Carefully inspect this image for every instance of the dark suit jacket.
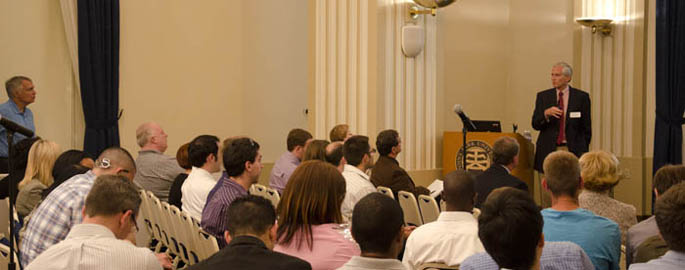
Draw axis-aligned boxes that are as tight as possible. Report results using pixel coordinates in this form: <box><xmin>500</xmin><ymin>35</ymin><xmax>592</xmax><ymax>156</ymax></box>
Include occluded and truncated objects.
<box><xmin>532</xmin><ymin>87</ymin><xmax>591</xmax><ymax>172</ymax></box>
<box><xmin>474</xmin><ymin>165</ymin><xmax>528</xmax><ymax>208</ymax></box>
<box><xmin>370</xmin><ymin>155</ymin><xmax>418</xmax><ymax>198</ymax></box>
<box><xmin>187</xmin><ymin>235</ymin><xmax>311</xmax><ymax>270</ymax></box>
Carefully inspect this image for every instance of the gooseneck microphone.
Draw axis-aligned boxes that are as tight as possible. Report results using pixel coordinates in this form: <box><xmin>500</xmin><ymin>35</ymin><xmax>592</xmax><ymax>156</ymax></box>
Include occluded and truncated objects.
<box><xmin>0</xmin><ymin>115</ymin><xmax>34</xmax><ymax>137</ymax></box>
<box><xmin>453</xmin><ymin>104</ymin><xmax>477</xmax><ymax>131</ymax></box>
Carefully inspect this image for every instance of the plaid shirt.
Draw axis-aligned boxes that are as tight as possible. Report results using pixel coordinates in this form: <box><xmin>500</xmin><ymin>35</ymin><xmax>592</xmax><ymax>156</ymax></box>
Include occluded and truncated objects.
<box><xmin>20</xmin><ymin>171</ymin><xmax>97</xmax><ymax>267</ymax></box>
<box><xmin>459</xmin><ymin>241</ymin><xmax>595</xmax><ymax>270</ymax></box>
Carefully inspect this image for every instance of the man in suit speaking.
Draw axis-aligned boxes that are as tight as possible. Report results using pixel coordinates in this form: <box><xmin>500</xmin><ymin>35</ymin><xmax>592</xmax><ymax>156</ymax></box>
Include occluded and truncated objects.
<box><xmin>531</xmin><ymin>62</ymin><xmax>591</xmax><ymax>173</ymax></box>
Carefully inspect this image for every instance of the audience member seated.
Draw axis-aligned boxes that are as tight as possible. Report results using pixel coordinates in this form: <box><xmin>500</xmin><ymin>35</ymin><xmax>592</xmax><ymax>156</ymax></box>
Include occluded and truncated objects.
<box><xmin>540</xmin><ymin>151</ymin><xmax>621</xmax><ymax>270</ymax></box>
<box><xmin>474</xmin><ymin>137</ymin><xmax>528</xmax><ymax>208</ymax></box>
<box><xmin>0</xmin><ymin>136</ymin><xmax>40</xmax><ymax>204</ymax></box>
<box><xmin>303</xmin><ymin>139</ymin><xmax>330</xmax><ymax>162</ymax></box>
<box><xmin>269</xmin><ymin>128</ymin><xmax>312</xmax><ymax>193</ymax></box>
<box><xmin>633</xmin><ymin>235</ymin><xmax>668</xmax><ymax>264</ymax></box>
<box><xmin>330</xmin><ymin>124</ymin><xmax>353</xmax><ymax>142</ymax></box>
<box><xmin>181</xmin><ymin>135</ymin><xmax>221</xmax><ymax>221</ymax></box>
<box><xmin>338</xmin><ymin>193</ymin><xmax>406</xmax><ymax>270</ymax></box>
<box><xmin>274</xmin><ymin>160</ymin><xmax>361</xmax><ymax>270</ymax></box>
<box><xmin>578</xmin><ymin>150</ymin><xmax>636</xmax><ymax>244</ymax></box>
<box><xmin>461</xmin><ymin>187</ymin><xmax>594</xmax><ymax>270</ymax></box>
<box><xmin>133</xmin><ymin>122</ymin><xmax>184</xmax><ymax>201</ymax></box>
<box><xmin>16</xmin><ymin>139</ymin><xmax>60</xmax><ymax>217</ymax></box>
<box><xmin>341</xmin><ymin>135</ymin><xmax>377</xmax><ymax>222</ymax></box>
<box><xmin>626</xmin><ymin>164</ymin><xmax>685</xmax><ymax>266</ymax></box>
<box><xmin>189</xmin><ymin>195</ymin><xmax>311</xmax><ymax>270</ymax></box>
<box><xmin>403</xmin><ymin>170</ymin><xmax>484</xmax><ymax>269</ymax></box>
<box><xmin>370</xmin><ymin>129</ymin><xmax>428</xmax><ymax>198</ymax></box>
<box><xmin>325</xmin><ymin>141</ymin><xmax>345</xmax><ymax>172</ymax></box>
<box><xmin>26</xmin><ymin>175</ymin><xmax>170</xmax><ymax>270</ymax></box>
<box><xmin>20</xmin><ymin>147</ymin><xmax>137</xmax><ymax>267</ymax></box>
<box><xmin>629</xmin><ymin>182</ymin><xmax>685</xmax><ymax>270</ymax></box>
<box><xmin>201</xmin><ymin>138</ymin><xmax>262</xmax><ymax>248</ymax></box>
<box><xmin>44</xmin><ymin>150</ymin><xmax>94</xmax><ymax>199</ymax></box>
<box><xmin>168</xmin><ymin>142</ymin><xmax>191</xmax><ymax>209</ymax></box>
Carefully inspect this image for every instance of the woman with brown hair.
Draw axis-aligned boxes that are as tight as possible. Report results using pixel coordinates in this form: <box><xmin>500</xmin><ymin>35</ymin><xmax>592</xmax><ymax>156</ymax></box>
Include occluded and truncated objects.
<box><xmin>302</xmin><ymin>139</ymin><xmax>330</xmax><ymax>162</ymax></box>
<box><xmin>274</xmin><ymin>160</ymin><xmax>360</xmax><ymax>270</ymax></box>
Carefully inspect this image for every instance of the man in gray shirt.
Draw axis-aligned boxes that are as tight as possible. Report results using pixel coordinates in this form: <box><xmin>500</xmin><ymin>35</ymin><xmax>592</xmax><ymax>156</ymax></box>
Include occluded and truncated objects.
<box><xmin>133</xmin><ymin>122</ymin><xmax>184</xmax><ymax>201</ymax></box>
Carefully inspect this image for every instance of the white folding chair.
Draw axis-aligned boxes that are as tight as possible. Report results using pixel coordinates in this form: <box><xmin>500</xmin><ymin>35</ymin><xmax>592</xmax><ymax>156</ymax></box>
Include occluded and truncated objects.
<box><xmin>264</xmin><ymin>187</ymin><xmax>281</xmax><ymax>209</ymax></box>
<box><xmin>397</xmin><ymin>191</ymin><xmax>423</xmax><ymax>226</ymax></box>
<box><xmin>0</xmin><ymin>242</ymin><xmax>18</xmax><ymax>270</ymax></box>
<box><xmin>251</xmin><ymin>183</ymin><xmax>269</xmax><ymax>198</ymax></box>
<box><xmin>377</xmin><ymin>186</ymin><xmax>394</xmax><ymax>199</ymax></box>
<box><xmin>195</xmin><ymin>229</ymin><xmax>220</xmax><ymax>261</ymax></box>
<box><xmin>418</xmin><ymin>195</ymin><xmax>440</xmax><ymax>224</ymax></box>
<box><xmin>472</xmin><ymin>208</ymin><xmax>481</xmax><ymax>219</ymax></box>
<box><xmin>146</xmin><ymin>192</ymin><xmax>165</xmax><ymax>252</ymax></box>
<box><xmin>179</xmin><ymin>211</ymin><xmax>200</xmax><ymax>265</ymax></box>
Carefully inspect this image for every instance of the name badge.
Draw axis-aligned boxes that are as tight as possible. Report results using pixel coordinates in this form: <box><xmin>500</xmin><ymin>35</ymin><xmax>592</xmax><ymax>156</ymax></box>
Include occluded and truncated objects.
<box><xmin>570</xmin><ymin>112</ymin><xmax>581</xmax><ymax>118</ymax></box>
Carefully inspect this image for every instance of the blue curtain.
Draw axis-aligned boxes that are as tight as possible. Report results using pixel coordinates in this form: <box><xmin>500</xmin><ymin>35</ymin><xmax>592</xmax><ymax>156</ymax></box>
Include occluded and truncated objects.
<box><xmin>78</xmin><ymin>0</ymin><xmax>121</xmax><ymax>157</ymax></box>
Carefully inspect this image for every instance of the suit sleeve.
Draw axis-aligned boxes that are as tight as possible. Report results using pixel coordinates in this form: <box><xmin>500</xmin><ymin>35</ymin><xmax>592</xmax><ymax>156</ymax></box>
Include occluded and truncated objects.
<box><xmin>582</xmin><ymin>92</ymin><xmax>592</xmax><ymax>146</ymax></box>
<box><xmin>516</xmin><ymin>180</ymin><xmax>529</xmax><ymax>192</ymax></box>
<box><xmin>532</xmin><ymin>92</ymin><xmax>551</xmax><ymax>131</ymax></box>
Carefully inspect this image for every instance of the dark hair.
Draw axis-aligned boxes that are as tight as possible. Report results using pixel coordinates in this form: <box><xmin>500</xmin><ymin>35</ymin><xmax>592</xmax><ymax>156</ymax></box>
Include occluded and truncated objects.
<box><xmin>43</xmin><ymin>164</ymin><xmax>90</xmax><ymax>199</ymax></box>
<box><xmin>176</xmin><ymin>143</ymin><xmax>191</xmax><ymax>170</ymax></box>
<box><xmin>492</xmin><ymin>137</ymin><xmax>519</xmax><ymax>166</ymax></box>
<box><xmin>223</xmin><ymin>138</ymin><xmax>260</xmax><ymax>177</ymax></box>
<box><xmin>277</xmin><ymin>160</ymin><xmax>346</xmax><ymax>250</ymax></box>
<box><xmin>303</xmin><ymin>140</ymin><xmax>329</xmax><ymax>162</ymax></box>
<box><xmin>543</xmin><ymin>151</ymin><xmax>581</xmax><ymax>197</ymax></box>
<box><xmin>287</xmin><ymin>129</ymin><xmax>312</xmax><ymax>152</ymax></box>
<box><xmin>442</xmin><ymin>170</ymin><xmax>476</xmax><ymax>210</ymax></box>
<box><xmin>343</xmin><ymin>135</ymin><xmax>370</xmax><ymax>167</ymax></box>
<box><xmin>188</xmin><ymin>135</ymin><xmax>219</xmax><ymax>168</ymax></box>
<box><xmin>85</xmin><ymin>175</ymin><xmax>141</xmax><ymax>217</ymax></box>
<box><xmin>654</xmin><ymin>182</ymin><xmax>685</xmax><ymax>252</ymax></box>
<box><xmin>376</xmin><ymin>129</ymin><xmax>399</xmax><ymax>156</ymax></box>
<box><xmin>226</xmin><ymin>195</ymin><xmax>276</xmax><ymax>237</ymax></box>
<box><xmin>51</xmin><ymin>150</ymin><xmax>91</xmax><ymax>178</ymax></box>
<box><xmin>653</xmin><ymin>164</ymin><xmax>685</xmax><ymax>195</ymax></box>
<box><xmin>352</xmin><ymin>193</ymin><xmax>404</xmax><ymax>254</ymax></box>
<box><xmin>325</xmin><ymin>142</ymin><xmax>344</xmax><ymax>166</ymax></box>
<box><xmin>478</xmin><ymin>187</ymin><xmax>543</xmax><ymax>270</ymax></box>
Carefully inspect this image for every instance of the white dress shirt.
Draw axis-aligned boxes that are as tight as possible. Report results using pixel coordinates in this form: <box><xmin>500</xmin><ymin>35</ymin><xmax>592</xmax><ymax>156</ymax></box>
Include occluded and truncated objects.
<box><xmin>341</xmin><ymin>164</ymin><xmax>377</xmax><ymax>222</ymax></box>
<box><xmin>181</xmin><ymin>166</ymin><xmax>218</xmax><ymax>221</ymax></box>
<box><xmin>26</xmin><ymin>224</ymin><xmax>161</xmax><ymax>270</ymax></box>
<box><xmin>402</xmin><ymin>211</ymin><xmax>485</xmax><ymax>270</ymax></box>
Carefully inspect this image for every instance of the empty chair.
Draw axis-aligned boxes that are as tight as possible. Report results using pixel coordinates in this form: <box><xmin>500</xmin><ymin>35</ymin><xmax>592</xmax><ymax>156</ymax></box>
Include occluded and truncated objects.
<box><xmin>397</xmin><ymin>191</ymin><xmax>423</xmax><ymax>226</ymax></box>
<box><xmin>377</xmin><ymin>186</ymin><xmax>394</xmax><ymax>199</ymax></box>
<box><xmin>418</xmin><ymin>195</ymin><xmax>440</xmax><ymax>224</ymax></box>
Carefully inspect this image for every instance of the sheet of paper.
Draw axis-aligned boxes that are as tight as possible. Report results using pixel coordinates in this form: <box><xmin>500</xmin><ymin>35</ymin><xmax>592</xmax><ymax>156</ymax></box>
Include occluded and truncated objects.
<box><xmin>427</xmin><ymin>179</ymin><xmax>443</xmax><ymax>198</ymax></box>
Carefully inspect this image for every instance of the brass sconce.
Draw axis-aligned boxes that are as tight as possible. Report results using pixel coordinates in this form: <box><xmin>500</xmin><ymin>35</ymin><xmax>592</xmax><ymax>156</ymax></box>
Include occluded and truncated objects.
<box><xmin>576</xmin><ymin>17</ymin><xmax>613</xmax><ymax>36</ymax></box>
<box><xmin>408</xmin><ymin>0</ymin><xmax>457</xmax><ymax>20</ymax></box>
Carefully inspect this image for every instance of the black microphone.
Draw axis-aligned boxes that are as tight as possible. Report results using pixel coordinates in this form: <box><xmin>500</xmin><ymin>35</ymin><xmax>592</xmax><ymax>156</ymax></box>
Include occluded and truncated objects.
<box><xmin>0</xmin><ymin>115</ymin><xmax>34</xmax><ymax>137</ymax></box>
<box><xmin>453</xmin><ymin>104</ymin><xmax>477</xmax><ymax>131</ymax></box>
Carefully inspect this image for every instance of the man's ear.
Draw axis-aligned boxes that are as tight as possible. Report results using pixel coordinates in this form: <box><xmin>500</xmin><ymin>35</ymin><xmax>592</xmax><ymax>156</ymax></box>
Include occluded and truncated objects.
<box><xmin>654</xmin><ymin>188</ymin><xmax>659</xmax><ymax>198</ymax></box>
<box><xmin>224</xmin><ymin>231</ymin><xmax>232</xmax><ymax>245</ymax></box>
<box><xmin>81</xmin><ymin>206</ymin><xmax>87</xmax><ymax>218</ymax></box>
<box><xmin>269</xmin><ymin>223</ymin><xmax>278</xmax><ymax>241</ymax></box>
<box><xmin>542</xmin><ymin>178</ymin><xmax>549</xmax><ymax>191</ymax></box>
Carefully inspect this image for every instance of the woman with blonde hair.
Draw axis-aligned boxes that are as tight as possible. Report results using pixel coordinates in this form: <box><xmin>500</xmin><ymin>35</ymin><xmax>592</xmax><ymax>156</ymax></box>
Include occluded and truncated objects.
<box><xmin>578</xmin><ymin>150</ymin><xmax>637</xmax><ymax>243</ymax></box>
<box><xmin>274</xmin><ymin>160</ymin><xmax>360</xmax><ymax>270</ymax></box>
<box><xmin>16</xmin><ymin>139</ymin><xmax>61</xmax><ymax>217</ymax></box>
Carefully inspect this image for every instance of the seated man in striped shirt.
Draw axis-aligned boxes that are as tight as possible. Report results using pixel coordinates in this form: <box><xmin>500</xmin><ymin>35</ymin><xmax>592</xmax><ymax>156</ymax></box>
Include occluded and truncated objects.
<box><xmin>201</xmin><ymin>137</ymin><xmax>263</xmax><ymax>247</ymax></box>
<box><xmin>26</xmin><ymin>175</ymin><xmax>171</xmax><ymax>270</ymax></box>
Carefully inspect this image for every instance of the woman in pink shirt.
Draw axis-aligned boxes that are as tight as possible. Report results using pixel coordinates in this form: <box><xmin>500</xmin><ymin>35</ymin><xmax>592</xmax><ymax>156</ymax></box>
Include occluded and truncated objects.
<box><xmin>274</xmin><ymin>160</ymin><xmax>361</xmax><ymax>270</ymax></box>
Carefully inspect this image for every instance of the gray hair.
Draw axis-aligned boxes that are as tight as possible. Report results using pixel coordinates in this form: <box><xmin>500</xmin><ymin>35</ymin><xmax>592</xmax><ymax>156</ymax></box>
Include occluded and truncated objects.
<box><xmin>5</xmin><ymin>76</ymin><xmax>31</xmax><ymax>98</ymax></box>
<box><xmin>135</xmin><ymin>122</ymin><xmax>157</xmax><ymax>147</ymax></box>
<box><xmin>553</xmin><ymin>62</ymin><xmax>573</xmax><ymax>78</ymax></box>
<box><xmin>492</xmin><ymin>137</ymin><xmax>520</xmax><ymax>166</ymax></box>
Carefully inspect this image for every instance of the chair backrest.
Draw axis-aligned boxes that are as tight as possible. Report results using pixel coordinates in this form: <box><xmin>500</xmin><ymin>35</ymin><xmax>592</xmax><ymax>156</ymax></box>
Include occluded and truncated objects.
<box><xmin>0</xmin><ymin>242</ymin><xmax>18</xmax><ymax>270</ymax></box>
<box><xmin>472</xmin><ymin>208</ymin><xmax>481</xmax><ymax>219</ymax></box>
<box><xmin>417</xmin><ymin>195</ymin><xmax>440</xmax><ymax>224</ymax></box>
<box><xmin>397</xmin><ymin>191</ymin><xmax>423</xmax><ymax>226</ymax></box>
<box><xmin>195</xmin><ymin>229</ymin><xmax>220</xmax><ymax>261</ymax></box>
<box><xmin>418</xmin><ymin>262</ymin><xmax>459</xmax><ymax>270</ymax></box>
<box><xmin>250</xmin><ymin>184</ymin><xmax>268</xmax><ymax>198</ymax></box>
<box><xmin>264</xmin><ymin>187</ymin><xmax>280</xmax><ymax>209</ymax></box>
<box><xmin>178</xmin><ymin>211</ymin><xmax>199</xmax><ymax>264</ymax></box>
<box><xmin>377</xmin><ymin>186</ymin><xmax>394</xmax><ymax>199</ymax></box>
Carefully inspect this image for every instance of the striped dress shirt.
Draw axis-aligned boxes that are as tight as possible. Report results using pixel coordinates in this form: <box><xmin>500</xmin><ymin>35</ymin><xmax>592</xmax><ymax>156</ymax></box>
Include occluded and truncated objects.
<box><xmin>20</xmin><ymin>171</ymin><xmax>96</xmax><ymax>267</ymax></box>
<box><xmin>200</xmin><ymin>174</ymin><xmax>248</xmax><ymax>248</ymax></box>
<box><xmin>25</xmin><ymin>223</ymin><xmax>161</xmax><ymax>270</ymax></box>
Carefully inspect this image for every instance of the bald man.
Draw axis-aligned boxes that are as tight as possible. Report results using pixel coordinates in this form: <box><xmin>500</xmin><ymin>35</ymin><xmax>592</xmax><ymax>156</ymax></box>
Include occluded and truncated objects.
<box><xmin>402</xmin><ymin>170</ymin><xmax>484</xmax><ymax>269</ymax></box>
<box><xmin>133</xmin><ymin>122</ymin><xmax>184</xmax><ymax>201</ymax></box>
<box><xmin>21</xmin><ymin>147</ymin><xmax>137</xmax><ymax>267</ymax></box>
<box><xmin>324</xmin><ymin>141</ymin><xmax>345</xmax><ymax>172</ymax></box>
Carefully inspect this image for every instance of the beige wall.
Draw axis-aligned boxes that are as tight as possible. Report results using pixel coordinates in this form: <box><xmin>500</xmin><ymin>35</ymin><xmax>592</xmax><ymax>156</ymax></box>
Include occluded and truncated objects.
<box><xmin>0</xmin><ymin>0</ymin><xmax>76</xmax><ymax>151</ymax></box>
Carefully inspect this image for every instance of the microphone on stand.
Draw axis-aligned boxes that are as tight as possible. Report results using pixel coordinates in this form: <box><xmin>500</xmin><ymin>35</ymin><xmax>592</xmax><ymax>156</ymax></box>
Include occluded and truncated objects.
<box><xmin>0</xmin><ymin>115</ymin><xmax>34</xmax><ymax>137</ymax></box>
<box><xmin>453</xmin><ymin>104</ymin><xmax>477</xmax><ymax>131</ymax></box>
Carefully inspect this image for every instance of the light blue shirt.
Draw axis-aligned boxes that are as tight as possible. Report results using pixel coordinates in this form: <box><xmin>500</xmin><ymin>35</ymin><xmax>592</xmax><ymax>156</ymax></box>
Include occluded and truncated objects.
<box><xmin>629</xmin><ymin>251</ymin><xmax>685</xmax><ymax>270</ymax></box>
<box><xmin>460</xmin><ymin>241</ymin><xmax>595</xmax><ymax>270</ymax></box>
<box><xmin>0</xmin><ymin>99</ymin><xmax>35</xmax><ymax>157</ymax></box>
<box><xmin>542</xmin><ymin>208</ymin><xmax>621</xmax><ymax>270</ymax></box>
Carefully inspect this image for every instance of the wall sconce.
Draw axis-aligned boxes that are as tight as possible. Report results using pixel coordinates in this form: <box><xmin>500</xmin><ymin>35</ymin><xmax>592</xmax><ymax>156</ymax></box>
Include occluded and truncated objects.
<box><xmin>408</xmin><ymin>0</ymin><xmax>457</xmax><ymax>20</ymax></box>
<box><xmin>576</xmin><ymin>17</ymin><xmax>613</xmax><ymax>36</ymax></box>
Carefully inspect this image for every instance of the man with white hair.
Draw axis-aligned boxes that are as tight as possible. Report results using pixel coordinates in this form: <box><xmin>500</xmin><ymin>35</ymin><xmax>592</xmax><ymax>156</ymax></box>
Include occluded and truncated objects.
<box><xmin>133</xmin><ymin>122</ymin><xmax>184</xmax><ymax>201</ymax></box>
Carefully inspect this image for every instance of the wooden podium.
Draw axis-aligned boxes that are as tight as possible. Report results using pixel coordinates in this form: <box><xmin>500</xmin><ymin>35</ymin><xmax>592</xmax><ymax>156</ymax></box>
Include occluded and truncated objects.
<box><xmin>442</xmin><ymin>132</ymin><xmax>535</xmax><ymax>197</ymax></box>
